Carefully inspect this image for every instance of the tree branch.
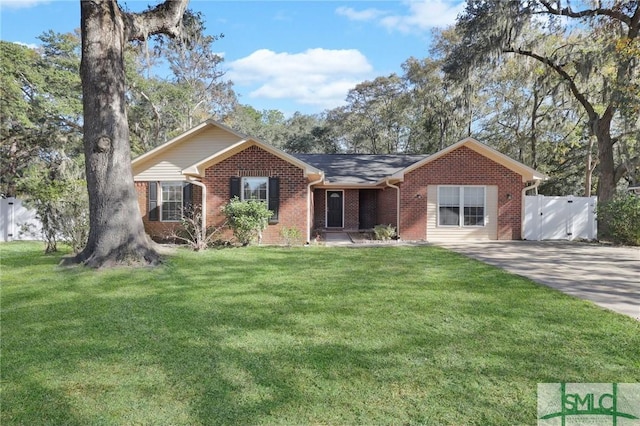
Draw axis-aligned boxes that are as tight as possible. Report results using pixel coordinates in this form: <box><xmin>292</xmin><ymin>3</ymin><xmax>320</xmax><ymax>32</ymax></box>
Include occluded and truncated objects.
<box><xmin>614</xmin><ymin>155</ymin><xmax>638</xmax><ymax>183</ymax></box>
<box><xmin>123</xmin><ymin>0</ymin><xmax>189</xmax><ymax>42</ymax></box>
<box><xmin>538</xmin><ymin>0</ymin><xmax>632</xmax><ymax>26</ymax></box>
<box><xmin>502</xmin><ymin>46</ymin><xmax>599</xmax><ymax>122</ymax></box>
<box><xmin>628</xmin><ymin>3</ymin><xmax>640</xmax><ymax>39</ymax></box>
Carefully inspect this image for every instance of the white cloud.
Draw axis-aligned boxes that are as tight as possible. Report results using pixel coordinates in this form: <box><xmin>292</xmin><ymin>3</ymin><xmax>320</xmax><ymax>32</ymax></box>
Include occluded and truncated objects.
<box><xmin>338</xmin><ymin>0</ymin><xmax>465</xmax><ymax>34</ymax></box>
<box><xmin>335</xmin><ymin>6</ymin><xmax>387</xmax><ymax>22</ymax></box>
<box><xmin>14</xmin><ymin>41</ymin><xmax>38</xmax><ymax>49</ymax></box>
<box><xmin>383</xmin><ymin>0</ymin><xmax>465</xmax><ymax>33</ymax></box>
<box><xmin>228</xmin><ymin>48</ymin><xmax>373</xmax><ymax>109</ymax></box>
<box><xmin>0</xmin><ymin>0</ymin><xmax>49</xmax><ymax>9</ymax></box>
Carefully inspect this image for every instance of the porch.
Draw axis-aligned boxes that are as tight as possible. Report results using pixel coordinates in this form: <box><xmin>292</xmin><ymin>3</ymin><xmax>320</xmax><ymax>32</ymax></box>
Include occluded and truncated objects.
<box><xmin>311</xmin><ymin>187</ymin><xmax>398</xmax><ymax>232</ymax></box>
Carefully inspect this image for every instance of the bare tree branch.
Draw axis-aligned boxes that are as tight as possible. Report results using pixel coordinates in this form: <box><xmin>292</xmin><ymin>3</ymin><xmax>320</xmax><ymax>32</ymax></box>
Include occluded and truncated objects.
<box><xmin>123</xmin><ymin>0</ymin><xmax>189</xmax><ymax>42</ymax></box>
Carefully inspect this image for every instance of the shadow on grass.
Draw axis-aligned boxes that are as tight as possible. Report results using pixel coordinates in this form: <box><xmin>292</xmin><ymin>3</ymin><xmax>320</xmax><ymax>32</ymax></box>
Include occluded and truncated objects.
<box><xmin>2</xmin><ymin>244</ymin><xmax>639</xmax><ymax>424</ymax></box>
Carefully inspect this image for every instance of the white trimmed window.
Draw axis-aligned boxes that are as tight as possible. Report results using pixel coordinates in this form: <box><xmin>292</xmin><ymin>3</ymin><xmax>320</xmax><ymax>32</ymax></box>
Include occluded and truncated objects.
<box><xmin>230</xmin><ymin>176</ymin><xmax>280</xmax><ymax>223</ymax></box>
<box><xmin>438</xmin><ymin>186</ymin><xmax>485</xmax><ymax>227</ymax></box>
<box><xmin>242</xmin><ymin>177</ymin><xmax>268</xmax><ymax>202</ymax></box>
<box><xmin>161</xmin><ymin>181</ymin><xmax>183</xmax><ymax>221</ymax></box>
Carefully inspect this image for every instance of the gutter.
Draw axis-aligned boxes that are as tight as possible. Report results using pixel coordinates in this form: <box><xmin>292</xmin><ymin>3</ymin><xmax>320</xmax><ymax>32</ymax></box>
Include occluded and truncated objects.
<box><xmin>307</xmin><ymin>173</ymin><xmax>325</xmax><ymax>244</ymax></box>
<box><xmin>384</xmin><ymin>178</ymin><xmax>401</xmax><ymax>238</ymax></box>
<box><xmin>187</xmin><ymin>177</ymin><xmax>207</xmax><ymax>238</ymax></box>
<box><xmin>521</xmin><ymin>180</ymin><xmax>541</xmax><ymax>240</ymax></box>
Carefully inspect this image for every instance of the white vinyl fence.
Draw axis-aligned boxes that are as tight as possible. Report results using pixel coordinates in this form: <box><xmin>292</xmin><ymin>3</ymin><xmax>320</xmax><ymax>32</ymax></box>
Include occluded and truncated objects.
<box><xmin>523</xmin><ymin>195</ymin><xmax>597</xmax><ymax>241</ymax></box>
<box><xmin>0</xmin><ymin>198</ymin><xmax>42</xmax><ymax>242</ymax></box>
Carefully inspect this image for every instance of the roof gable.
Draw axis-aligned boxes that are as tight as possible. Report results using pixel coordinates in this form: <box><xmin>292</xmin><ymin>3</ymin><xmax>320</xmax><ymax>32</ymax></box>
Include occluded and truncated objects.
<box><xmin>132</xmin><ymin>120</ymin><xmax>246</xmax><ymax>167</ymax></box>
<box><xmin>132</xmin><ymin>120</ymin><xmax>248</xmax><ymax>180</ymax></box>
<box><xmin>391</xmin><ymin>138</ymin><xmax>548</xmax><ymax>182</ymax></box>
<box><xmin>183</xmin><ymin>139</ymin><xmax>322</xmax><ymax>178</ymax></box>
<box><xmin>132</xmin><ymin>119</ymin><xmax>322</xmax><ymax>181</ymax></box>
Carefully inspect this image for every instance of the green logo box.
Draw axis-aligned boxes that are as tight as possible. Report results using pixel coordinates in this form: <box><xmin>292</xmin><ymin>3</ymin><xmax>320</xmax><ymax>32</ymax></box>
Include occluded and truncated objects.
<box><xmin>538</xmin><ymin>383</ymin><xmax>640</xmax><ymax>425</ymax></box>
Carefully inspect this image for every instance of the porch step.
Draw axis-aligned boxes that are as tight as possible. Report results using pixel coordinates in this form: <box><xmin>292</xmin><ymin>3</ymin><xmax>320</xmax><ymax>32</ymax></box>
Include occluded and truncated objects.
<box><xmin>323</xmin><ymin>232</ymin><xmax>353</xmax><ymax>246</ymax></box>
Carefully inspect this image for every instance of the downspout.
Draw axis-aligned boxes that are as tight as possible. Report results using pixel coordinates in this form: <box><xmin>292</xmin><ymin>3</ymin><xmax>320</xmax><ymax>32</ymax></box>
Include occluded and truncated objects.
<box><xmin>521</xmin><ymin>179</ymin><xmax>540</xmax><ymax>240</ymax></box>
<box><xmin>187</xmin><ymin>178</ymin><xmax>207</xmax><ymax>238</ymax></box>
<box><xmin>306</xmin><ymin>173</ymin><xmax>324</xmax><ymax>244</ymax></box>
<box><xmin>384</xmin><ymin>178</ymin><xmax>401</xmax><ymax>239</ymax></box>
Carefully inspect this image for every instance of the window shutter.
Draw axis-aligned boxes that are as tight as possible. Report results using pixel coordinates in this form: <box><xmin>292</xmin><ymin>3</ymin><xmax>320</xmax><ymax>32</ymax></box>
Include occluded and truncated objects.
<box><xmin>148</xmin><ymin>182</ymin><xmax>159</xmax><ymax>221</ymax></box>
<box><xmin>183</xmin><ymin>183</ymin><xmax>193</xmax><ymax>218</ymax></box>
<box><xmin>268</xmin><ymin>177</ymin><xmax>279</xmax><ymax>223</ymax></box>
<box><xmin>229</xmin><ymin>177</ymin><xmax>241</xmax><ymax>199</ymax></box>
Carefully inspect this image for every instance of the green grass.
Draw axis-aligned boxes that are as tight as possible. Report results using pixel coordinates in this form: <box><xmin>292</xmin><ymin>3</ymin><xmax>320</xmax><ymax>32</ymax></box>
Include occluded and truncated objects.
<box><xmin>1</xmin><ymin>242</ymin><xmax>638</xmax><ymax>425</ymax></box>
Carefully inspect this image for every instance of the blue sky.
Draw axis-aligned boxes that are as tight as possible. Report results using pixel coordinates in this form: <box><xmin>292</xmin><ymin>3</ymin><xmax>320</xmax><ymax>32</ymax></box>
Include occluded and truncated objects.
<box><xmin>0</xmin><ymin>0</ymin><xmax>465</xmax><ymax>115</ymax></box>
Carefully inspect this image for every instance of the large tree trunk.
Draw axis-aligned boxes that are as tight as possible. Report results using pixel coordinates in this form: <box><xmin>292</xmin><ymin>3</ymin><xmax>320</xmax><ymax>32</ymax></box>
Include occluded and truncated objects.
<box><xmin>74</xmin><ymin>0</ymin><xmax>187</xmax><ymax>268</ymax></box>
<box><xmin>593</xmin><ymin>113</ymin><xmax>617</xmax><ymax>203</ymax></box>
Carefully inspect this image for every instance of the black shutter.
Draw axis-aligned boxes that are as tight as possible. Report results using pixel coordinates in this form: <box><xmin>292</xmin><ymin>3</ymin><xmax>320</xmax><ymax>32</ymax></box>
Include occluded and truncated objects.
<box><xmin>148</xmin><ymin>182</ymin><xmax>159</xmax><ymax>221</ymax></box>
<box><xmin>268</xmin><ymin>177</ymin><xmax>279</xmax><ymax>223</ymax></box>
<box><xmin>183</xmin><ymin>183</ymin><xmax>193</xmax><ymax>218</ymax></box>
<box><xmin>229</xmin><ymin>177</ymin><xmax>241</xmax><ymax>199</ymax></box>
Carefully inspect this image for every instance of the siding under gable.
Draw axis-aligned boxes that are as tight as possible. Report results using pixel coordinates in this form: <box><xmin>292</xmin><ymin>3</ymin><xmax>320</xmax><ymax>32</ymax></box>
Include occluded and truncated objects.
<box><xmin>134</xmin><ymin>127</ymin><xmax>244</xmax><ymax>181</ymax></box>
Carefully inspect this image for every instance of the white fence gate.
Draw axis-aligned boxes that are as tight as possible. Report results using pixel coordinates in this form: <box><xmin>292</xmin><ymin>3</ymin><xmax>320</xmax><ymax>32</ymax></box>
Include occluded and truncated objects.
<box><xmin>0</xmin><ymin>198</ymin><xmax>42</xmax><ymax>242</ymax></box>
<box><xmin>523</xmin><ymin>195</ymin><xmax>597</xmax><ymax>241</ymax></box>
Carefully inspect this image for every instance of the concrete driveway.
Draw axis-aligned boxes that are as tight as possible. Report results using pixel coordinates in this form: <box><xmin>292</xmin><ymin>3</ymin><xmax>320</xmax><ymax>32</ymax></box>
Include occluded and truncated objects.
<box><xmin>434</xmin><ymin>241</ymin><xmax>640</xmax><ymax>320</ymax></box>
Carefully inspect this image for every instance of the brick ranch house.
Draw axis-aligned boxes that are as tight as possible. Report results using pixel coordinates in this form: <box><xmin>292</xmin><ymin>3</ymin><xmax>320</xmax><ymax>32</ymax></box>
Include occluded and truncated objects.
<box><xmin>132</xmin><ymin>120</ymin><xmax>547</xmax><ymax>244</ymax></box>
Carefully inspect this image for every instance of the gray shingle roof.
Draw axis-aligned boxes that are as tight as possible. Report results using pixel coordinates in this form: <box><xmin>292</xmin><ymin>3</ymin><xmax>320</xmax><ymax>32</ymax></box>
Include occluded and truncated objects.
<box><xmin>293</xmin><ymin>154</ymin><xmax>428</xmax><ymax>184</ymax></box>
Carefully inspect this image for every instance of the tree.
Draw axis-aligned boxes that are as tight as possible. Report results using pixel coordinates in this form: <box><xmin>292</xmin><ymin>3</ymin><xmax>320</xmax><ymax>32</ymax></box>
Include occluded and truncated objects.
<box><xmin>1</xmin><ymin>35</ymin><xmax>83</xmax><ymax>197</ymax></box>
<box><xmin>18</xmin><ymin>155</ymin><xmax>89</xmax><ymax>254</ymax></box>
<box><xmin>158</xmin><ymin>10</ymin><xmax>237</xmax><ymax>130</ymax></box>
<box><xmin>223</xmin><ymin>105</ymin><xmax>289</xmax><ymax>148</ymax></box>
<box><xmin>472</xmin><ymin>50</ymin><xmax>592</xmax><ymax>196</ymax></box>
<box><xmin>282</xmin><ymin>112</ymin><xmax>339</xmax><ymax>154</ymax></box>
<box><xmin>75</xmin><ymin>0</ymin><xmax>189</xmax><ymax>268</ymax></box>
<box><xmin>329</xmin><ymin>74</ymin><xmax>411</xmax><ymax>154</ymax></box>
<box><xmin>445</xmin><ymin>0</ymin><xmax>640</xmax><ymax>201</ymax></box>
<box><xmin>402</xmin><ymin>56</ymin><xmax>469</xmax><ymax>153</ymax></box>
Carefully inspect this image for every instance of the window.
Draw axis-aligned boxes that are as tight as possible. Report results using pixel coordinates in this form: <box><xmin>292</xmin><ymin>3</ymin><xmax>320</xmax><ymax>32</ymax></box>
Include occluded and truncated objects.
<box><xmin>161</xmin><ymin>182</ymin><xmax>183</xmax><ymax>221</ymax></box>
<box><xmin>463</xmin><ymin>187</ymin><xmax>484</xmax><ymax>226</ymax></box>
<box><xmin>148</xmin><ymin>182</ymin><xmax>193</xmax><ymax>222</ymax></box>
<box><xmin>229</xmin><ymin>176</ymin><xmax>280</xmax><ymax>223</ymax></box>
<box><xmin>438</xmin><ymin>186</ymin><xmax>485</xmax><ymax>227</ymax></box>
<box><xmin>242</xmin><ymin>177</ymin><xmax>268</xmax><ymax>202</ymax></box>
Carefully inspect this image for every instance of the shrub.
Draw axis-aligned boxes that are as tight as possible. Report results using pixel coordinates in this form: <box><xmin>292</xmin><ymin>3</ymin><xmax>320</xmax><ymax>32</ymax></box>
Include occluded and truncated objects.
<box><xmin>18</xmin><ymin>157</ymin><xmax>89</xmax><ymax>253</ymax></box>
<box><xmin>597</xmin><ymin>194</ymin><xmax>640</xmax><ymax>245</ymax></box>
<box><xmin>373</xmin><ymin>224</ymin><xmax>397</xmax><ymax>241</ymax></box>
<box><xmin>280</xmin><ymin>226</ymin><xmax>302</xmax><ymax>246</ymax></box>
<box><xmin>221</xmin><ymin>197</ymin><xmax>273</xmax><ymax>246</ymax></box>
<box><xmin>168</xmin><ymin>206</ymin><xmax>225</xmax><ymax>251</ymax></box>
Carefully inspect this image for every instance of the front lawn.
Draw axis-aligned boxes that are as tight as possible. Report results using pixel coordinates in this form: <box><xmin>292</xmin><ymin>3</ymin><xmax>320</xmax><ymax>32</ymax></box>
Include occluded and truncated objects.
<box><xmin>1</xmin><ymin>242</ymin><xmax>638</xmax><ymax>425</ymax></box>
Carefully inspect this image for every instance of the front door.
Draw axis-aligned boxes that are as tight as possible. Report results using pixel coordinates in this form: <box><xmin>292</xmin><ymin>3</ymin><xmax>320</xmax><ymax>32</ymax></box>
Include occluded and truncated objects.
<box><xmin>326</xmin><ymin>190</ymin><xmax>344</xmax><ymax>228</ymax></box>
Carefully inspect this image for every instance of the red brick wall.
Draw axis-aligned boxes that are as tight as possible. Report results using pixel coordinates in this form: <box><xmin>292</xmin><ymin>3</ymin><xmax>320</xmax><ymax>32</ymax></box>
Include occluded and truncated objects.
<box><xmin>344</xmin><ymin>189</ymin><xmax>359</xmax><ymax>230</ymax></box>
<box><xmin>136</xmin><ymin>181</ymin><xmax>192</xmax><ymax>241</ymax></box>
<box><xmin>203</xmin><ymin>145</ymin><xmax>309</xmax><ymax>245</ymax></box>
<box><xmin>399</xmin><ymin>146</ymin><xmax>523</xmax><ymax>241</ymax></box>
<box><xmin>312</xmin><ymin>188</ymin><xmax>326</xmax><ymax>230</ymax></box>
<box><xmin>377</xmin><ymin>186</ymin><xmax>398</xmax><ymax>229</ymax></box>
<box><xmin>136</xmin><ymin>146</ymin><xmax>309</xmax><ymax>245</ymax></box>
